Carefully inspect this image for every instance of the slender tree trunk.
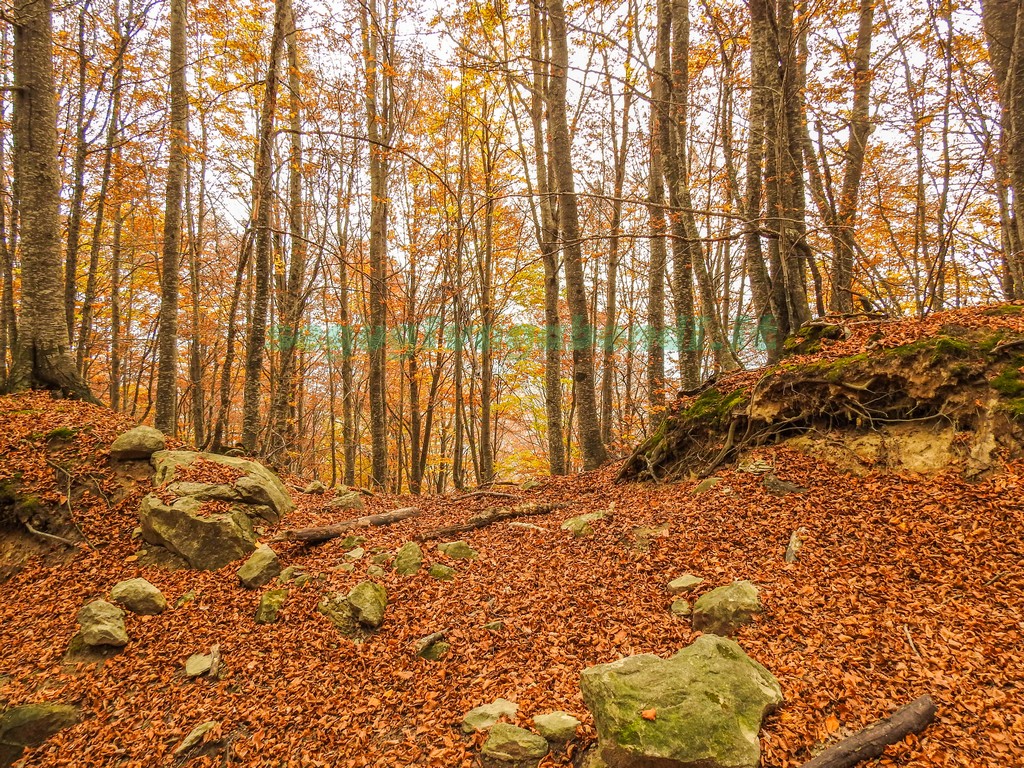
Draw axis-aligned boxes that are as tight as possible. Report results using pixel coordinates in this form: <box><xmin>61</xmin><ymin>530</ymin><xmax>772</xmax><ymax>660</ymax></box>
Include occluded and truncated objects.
<box><xmin>109</xmin><ymin>205</ymin><xmax>123</xmax><ymax>409</ymax></box>
<box><xmin>528</xmin><ymin>1</ymin><xmax>566</xmax><ymax>474</ymax></box>
<box><xmin>6</xmin><ymin>0</ymin><xmax>96</xmax><ymax>401</ymax></box>
<box><xmin>267</xmin><ymin>0</ymin><xmax>306</xmax><ymax>467</ymax></box>
<box><xmin>828</xmin><ymin>0</ymin><xmax>875</xmax><ymax>312</ymax></box>
<box><xmin>546</xmin><ymin>0</ymin><xmax>607</xmax><ymax>470</ymax></box>
<box><xmin>187</xmin><ymin>117</ymin><xmax>208</xmax><ymax>447</ymax></box>
<box><xmin>647</xmin><ymin>68</ymin><xmax>669</xmax><ymax>425</ymax></box>
<box><xmin>240</xmin><ymin>0</ymin><xmax>286</xmax><ymax>452</ymax></box>
<box><xmin>63</xmin><ymin>8</ymin><xmax>91</xmax><ymax>345</ymax></box>
<box><xmin>155</xmin><ymin>0</ymin><xmax>189</xmax><ymax>433</ymax></box>
<box><xmin>360</xmin><ymin>0</ymin><xmax>390</xmax><ymax>487</ymax></box>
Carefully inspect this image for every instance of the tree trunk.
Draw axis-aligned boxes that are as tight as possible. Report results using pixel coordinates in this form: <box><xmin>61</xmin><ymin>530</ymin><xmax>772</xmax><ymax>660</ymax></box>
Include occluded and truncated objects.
<box><xmin>546</xmin><ymin>0</ymin><xmax>607</xmax><ymax>470</ymax></box>
<box><xmin>5</xmin><ymin>0</ymin><xmax>96</xmax><ymax>401</ymax></box>
<box><xmin>361</xmin><ymin>0</ymin><xmax>390</xmax><ymax>488</ymax></box>
<box><xmin>528</xmin><ymin>1</ymin><xmax>566</xmax><ymax>475</ymax></box>
<box><xmin>647</xmin><ymin>64</ymin><xmax>668</xmax><ymax>426</ymax></box>
<box><xmin>266</xmin><ymin>0</ymin><xmax>307</xmax><ymax>468</ymax></box>
<box><xmin>155</xmin><ymin>0</ymin><xmax>189</xmax><ymax>433</ymax></box>
<box><xmin>240</xmin><ymin>0</ymin><xmax>287</xmax><ymax>452</ymax></box>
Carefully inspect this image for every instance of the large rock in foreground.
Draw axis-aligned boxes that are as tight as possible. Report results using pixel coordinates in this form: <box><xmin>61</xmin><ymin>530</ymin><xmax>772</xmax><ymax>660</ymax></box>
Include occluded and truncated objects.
<box><xmin>140</xmin><ymin>494</ymin><xmax>256</xmax><ymax>570</ymax></box>
<box><xmin>110</xmin><ymin>426</ymin><xmax>166</xmax><ymax>461</ymax></box>
<box><xmin>580</xmin><ymin>634</ymin><xmax>782</xmax><ymax>768</ymax></box>
<box><xmin>0</xmin><ymin>704</ymin><xmax>80</xmax><ymax>768</ymax></box>
<box><xmin>480</xmin><ymin>723</ymin><xmax>548</xmax><ymax>768</ymax></box>
<box><xmin>77</xmin><ymin>600</ymin><xmax>128</xmax><ymax>647</ymax></box>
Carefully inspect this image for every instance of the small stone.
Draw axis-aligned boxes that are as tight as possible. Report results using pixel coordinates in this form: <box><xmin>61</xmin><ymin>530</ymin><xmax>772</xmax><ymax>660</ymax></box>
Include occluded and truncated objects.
<box><xmin>327</xmin><ymin>491</ymin><xmax>365</xmax><ymax>511</ymax></box>
<box><xmin>429</xmin><ymin>563</ymin><xmax>455</xmax><ymax>581</ymax></box>
<box><xmin>344</xmin><ymin>547</ymin><xmax>365</xmax><ymax>561</ymax></box>
<box><xmin>418</xmin><ymin>640</ymin><xmax>451</xmax><ymax>661</ymax></box>
<box><xmin>692</xmin><ymin>580</ymin><xmax>762</xmax><ymax>636</ymax></box>
<box><xmin>110</xmin><ymin>426</ymin><xmax>165</xmax><ymax>460</ymax></box>
<box><xmin>394</xmin><ymin>541</ymin><xmax>423</xmax><ymax>575</ymax></box>
<box><xmin>174</xmin><ymin>721</ymin><xmax>218</xmax><ymax>756</ymax></box>
<box><xmin>77</xmin><ymin>600</ymin><xmax>128</xmax><ymax>647</ymax></box>
<box><xmin>255</xmin><ymin>588</ymin><xmax>288</xmax><ymax>624</ymax></box>
<box><xmin>303</xmin><ymin>480</ymin><xmax>327</xmax><ymax>494</ymax></box>
<box><xmin>184</xmin><ymin>653</ymin><xmax>213</xmax><ymax>677</ymax></box>
<box><xmin>110</xmin><ymin>577</ymin><xmax>167</xmax><ymax>615</ymax></box>
<box><xmin>335</xmin><ymin>563</ymin><xmax>355</xmax><ymax>573</ymax></box>
<box><xmin>371</xmin><ymin>551</ymin><xmax>393</xmax><ymax>565</ymax></box>
<box><xmin>366</xmin><ymin>565</ymin><xmax>386</xmax><ymax>578</ymax></box>
<box><xmin>482</xmin><ymin>620</ymin><xmax>504</xmax><ymax>631</ymax></box>
<box><xmin>175</xmin><ymin>589</ymin><xmax>197</xmax><ymax>609</ymax></box>
<box><xmin>347</xmin><ymin>581</ymin><xmax>387</xmax><ymax>628</ymax></box>
<box><xmin>670</xmin><ymin>599</ymin><xmax>691</xmax><ymax>617</ymax></box>
<box><xmin>462</xmin><ymin>698</ymin><xmax>519</xmax><ymax>733</ymax></box>
<box><xmin>237</xmin><ymin>545</ymin><xmax>281</xmax><ymax>589</ymax></box>
<box><xmin>560</xmin><ymin>511</ymin><xmax>604</xmax><ymax>537</ymax></box>
<box><xmin>691</xmin><ymin>476</ymin><xmax>721</xmax><ymax>494</ymax></box>
<box><xmin>278</xmin><ymin>565</ymin><xmax>305</xmax><ymax>583</ymax></box>
<box><xmin>667</xmin><ymin>574</ymin><xmax>704</xmax><ymax>594</ymax></box>
<box><xmin>438</xmin><ymin>540</ymin><xmax>478</xmax><ymax>559</ymax></box>
<box><xmin>532</xmin><ymin>711</ymin><xmax>580</xmax><ymax>743</ymax></box>
<box><xmin>293</xmin><ymin>574</ymin><xmax>310</xmax><ymax>588</ymax></box>
<box><xmin>520</xmin><ymin>478</ymin><xmax>542</xmax><ymax>491</ymax></box>
<box><xmin>481</xmin><ymin>723</ymin><xmax>549</xmax><ymax>768</ymax></box>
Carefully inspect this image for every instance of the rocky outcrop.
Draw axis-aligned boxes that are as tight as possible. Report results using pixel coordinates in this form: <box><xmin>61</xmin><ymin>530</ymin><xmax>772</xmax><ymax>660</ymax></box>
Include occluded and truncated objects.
<box><xmin>580</xmin><ymin>634</ymin><xmax>782</xmax><ymax>768</ymax></box>
<box><xmin>110</xmin><ymin>578</ymin><xmax>167</xmax><ymax>615</ymax></box>
<box><xmin>137</xmin><ymin>450</ymin><xmax>294</xmax><ymax>571</ymax></box>
<box><xmin>140</xmin><ymin>494</ymin><xmax>256</xmax><ymax>571</ymax></box>
<box><xmin>691</xmin><ymin>581</ymin><xmax>762</xmax><ymax>636</ymax></box>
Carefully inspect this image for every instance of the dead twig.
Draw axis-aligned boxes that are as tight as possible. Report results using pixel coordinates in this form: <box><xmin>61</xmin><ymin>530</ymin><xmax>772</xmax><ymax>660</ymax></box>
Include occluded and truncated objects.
<box><xmin>24</xmin><ymin>521</ymin><xmax>80</xmax><ymax>548</ymax></box>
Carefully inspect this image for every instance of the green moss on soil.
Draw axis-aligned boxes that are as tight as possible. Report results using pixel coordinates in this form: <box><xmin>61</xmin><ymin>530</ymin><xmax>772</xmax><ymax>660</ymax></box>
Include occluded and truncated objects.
<box><xmin>992</xmin><ymin>366</ymin><xmax>1024</xmax><ymax>398</ymax></box>
<box><xmin>982</xmin><ymin>305</ymin><xmax>1024</xmax><ymax>316</ymax></box>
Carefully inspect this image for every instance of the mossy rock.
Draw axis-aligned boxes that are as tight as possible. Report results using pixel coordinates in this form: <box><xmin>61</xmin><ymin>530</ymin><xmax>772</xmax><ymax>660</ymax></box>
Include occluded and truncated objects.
<box><xmin>255</xmin><ymin>588</ymin><xmax>288</xmax><ymax>624</ymax></box>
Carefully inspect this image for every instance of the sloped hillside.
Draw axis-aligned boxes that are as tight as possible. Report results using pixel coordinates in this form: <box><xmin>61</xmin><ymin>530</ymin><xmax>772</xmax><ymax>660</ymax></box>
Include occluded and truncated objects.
<box><xmin>0</xmin><ymin>306</ymin><xmax>1022</xmax><ymax>768</ymax></box>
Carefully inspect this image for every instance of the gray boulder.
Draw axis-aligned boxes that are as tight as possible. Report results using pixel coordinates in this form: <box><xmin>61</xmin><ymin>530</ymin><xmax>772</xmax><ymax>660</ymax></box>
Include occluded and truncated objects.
<box><xmin>347</xmin><ymin>581</ymin><xmax>387</xmax><ymax>628</ymax></box>
<box><xmin>0</xmin><ymin>703</ymin><xmax>79</xmax><ymax>767</ymax></box>
<box><xmin>692</xmin><ymin>581</ymin><xmax>762</xmax><ymax>636</ymax></box>
<box><xmin>140</xmin><ymin>494</ymin><xmax>256</xmax><ymax>570</ymax></box>
<box><xmin>481</xmin><ymin>723</ymin><xmax>549</xmax><ymax>768</ymax></box>
<box><xmin>429</xmin><ymin>564</ymin><xmax>455</xmax><ymax>581</ymax></box>
<box><xmin>532</xmin><ymin>712</ymin><xmax>580</xmax><ymax>743</ymax></box>
<box><xmin>580</xmin><ymin>634</ymin><xmax>782</xmax><ymax>768</ymax></box>
<box><xmin>438</xmin><ymin>540</ymin><xmax>477</xmax><ymax>559</ymax></box>
<box><xmin>462</xmin><ymin>698</ymin><xmax>519</xmax><ymax>733</ymax></box>
<box><xmin>394</xmin><ymin>541</ymin><xmax>423</xmax><ymax>575</ymax></box>
<box><xmin>78</xmin><ymin>600</ymin><xmax>128</xmax><ymax>647</ymax></box>
<box><xmin>110</xmin><ymin>577</ymin><xmax>167</xmax><ymax>615</ymax></box>
<box><xmin>237</xmin><ymin>545</ymin><xmax>281</xmax><ymax>589</ymax></box>
<box><xmin>110</xmin><ymin>426</ymin><xmax>166</xmax><ymax>461</ymax></box>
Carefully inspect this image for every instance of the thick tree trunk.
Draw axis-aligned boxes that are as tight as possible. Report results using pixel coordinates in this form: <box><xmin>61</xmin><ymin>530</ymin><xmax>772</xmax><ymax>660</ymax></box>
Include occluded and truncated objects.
<box><xmin>546</xmin><ymin>0</ymin><xmax>607</xmax><ymax>470</ymax></box>
<box><xmin>155</xmin><ymin>0</ymin><xmax>189</xmax><ymax>433</ymax></box>
<box><xmin>6</xmin><ymin>0</ymin><xmax>96</xmax><ymax>402</ymax></box>
<box><xmin>240</xmin><ymin>0</ymin><xmax>287</xmax><ymax>452</ymax></box>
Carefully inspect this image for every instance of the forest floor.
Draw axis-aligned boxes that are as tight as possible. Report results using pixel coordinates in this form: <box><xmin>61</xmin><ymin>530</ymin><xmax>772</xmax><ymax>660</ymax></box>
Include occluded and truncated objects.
<box><xmin>1</xmin><ymin>308</ymin><xmax>1023</xmax><ymax>768</ymax></box>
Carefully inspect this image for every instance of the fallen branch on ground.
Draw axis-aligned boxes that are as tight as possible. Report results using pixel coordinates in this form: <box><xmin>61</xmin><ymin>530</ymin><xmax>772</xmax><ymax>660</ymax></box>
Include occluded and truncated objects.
<box><xmin>453</xmin><ymin>490</ymin><xmax>516</xmax><ymax>501</ymax></box>
<box><xmin>415</xmin><ymin>503</ymin><xmax>564</xmax><ymax>541</ymax></box>
<box><xmin>24</xmin><ymin>521</ymin><xmax>80</xmax><ymax>548</ymax></box>
<box><xmin>272</xmin><ymin>507</ymin><xmax>421</xmax><ymax>544</ymax></box>
<box><xmin>798</xmin><ymin>694</ymin><xmax>936</xmax><ymax>768</ymax></box>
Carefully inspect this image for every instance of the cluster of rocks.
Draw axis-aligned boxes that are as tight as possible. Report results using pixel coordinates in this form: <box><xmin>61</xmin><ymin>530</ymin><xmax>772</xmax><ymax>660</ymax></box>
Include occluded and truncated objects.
<box><xmin>110</xmin><ymin>426</ymin><xmax>296</xmax><ymax>570</ymax></box>
<box><xmin>461</xmin><ymin>698</ymin><xmax>581</xmax><ymax>768</ymax></box>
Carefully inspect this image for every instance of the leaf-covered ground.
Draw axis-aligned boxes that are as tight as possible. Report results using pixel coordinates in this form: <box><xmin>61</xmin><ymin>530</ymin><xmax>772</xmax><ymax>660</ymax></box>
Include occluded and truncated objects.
<box><xmin>0</xmin><ymin>307</ymin><xmax>1022</xmax><ymax>768</ymax></box>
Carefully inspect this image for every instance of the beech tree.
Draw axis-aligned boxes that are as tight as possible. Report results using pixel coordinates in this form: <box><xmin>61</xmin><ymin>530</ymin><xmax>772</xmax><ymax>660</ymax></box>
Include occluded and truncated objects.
<box><xmin>5</xmin><ymin>0</ymin><xmax>96</xmax><ymax>401</ymax></box>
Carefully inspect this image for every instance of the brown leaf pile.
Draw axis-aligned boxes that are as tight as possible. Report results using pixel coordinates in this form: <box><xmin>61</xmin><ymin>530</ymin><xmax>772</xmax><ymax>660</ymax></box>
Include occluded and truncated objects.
<box><xmin>0</xmin><ymin>307</ymin><xmax>1021</xmax><ymax>768</ymax></box>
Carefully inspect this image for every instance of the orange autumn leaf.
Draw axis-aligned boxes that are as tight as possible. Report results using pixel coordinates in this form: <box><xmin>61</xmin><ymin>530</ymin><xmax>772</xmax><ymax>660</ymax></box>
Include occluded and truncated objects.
<box><xmin>641</xmin><ymin>709</ymin><xmax>657</xmax><ymax>721</ymax></box>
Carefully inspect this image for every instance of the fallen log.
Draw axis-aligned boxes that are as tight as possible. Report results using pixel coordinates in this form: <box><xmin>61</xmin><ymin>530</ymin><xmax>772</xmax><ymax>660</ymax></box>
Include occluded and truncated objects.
<box><xmin>453</xmin><ymin>490</ymin><xmax>516</xmax><ymax>501</ymax></box>
<box><xmin>416</xmin><ymin>503</ymin><xmax>564</xmax><ymax>541</ymax></box>
<box><xmin>799</xmin><ymin>695</ymin><xmax>937</xmax><ymax>768</ymax></box>
<box><xmin>272</xmin><ymin>507</ymin><xmax>421</xmax><ymax>544</ymax></box>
